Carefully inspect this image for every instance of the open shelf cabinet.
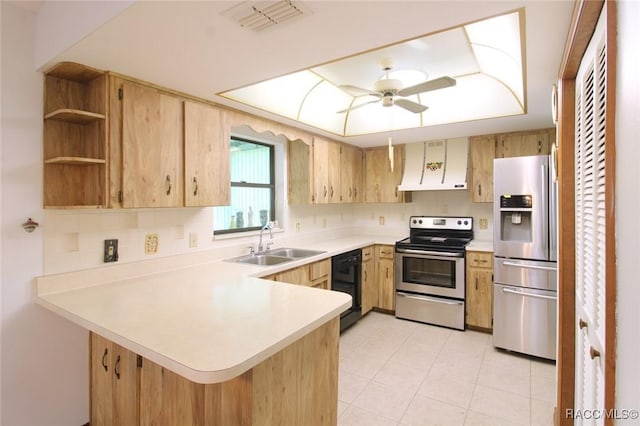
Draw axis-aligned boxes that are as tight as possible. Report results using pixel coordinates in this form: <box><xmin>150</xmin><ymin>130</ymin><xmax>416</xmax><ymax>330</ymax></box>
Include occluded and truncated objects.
<box><xmin>43</xmin><ymin>62</ymin><xmax>108</xmax><ymax>208</ymax></box>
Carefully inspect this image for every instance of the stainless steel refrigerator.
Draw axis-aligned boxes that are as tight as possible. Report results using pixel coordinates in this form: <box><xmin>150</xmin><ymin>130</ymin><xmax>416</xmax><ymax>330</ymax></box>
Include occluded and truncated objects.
<box><xmin>493</xmin><ymin>154</ymin><xmax>557</xmax><ymax>360</ymax></box>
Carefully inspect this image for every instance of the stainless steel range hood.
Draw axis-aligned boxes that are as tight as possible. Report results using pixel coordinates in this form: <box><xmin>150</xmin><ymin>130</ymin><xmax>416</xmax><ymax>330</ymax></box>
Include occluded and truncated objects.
<box><xmin>398</xmin><ymin>137</ymin><xmax>469</xmax><ymax>191</ymax></box>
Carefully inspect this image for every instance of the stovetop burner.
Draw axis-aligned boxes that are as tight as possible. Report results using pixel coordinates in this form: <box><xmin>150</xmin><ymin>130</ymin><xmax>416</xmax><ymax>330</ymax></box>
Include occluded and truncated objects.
<box><xmin>396</xmin><ymin>216</ymin><xmax>473</xmax><ymax>253</ymax></box>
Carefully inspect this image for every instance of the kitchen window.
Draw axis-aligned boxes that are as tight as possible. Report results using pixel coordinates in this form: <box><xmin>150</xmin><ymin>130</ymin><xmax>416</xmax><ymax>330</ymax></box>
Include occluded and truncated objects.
<box><xmin>213</xmin><ymin>137</ymin><xmax>275</xmax><ymax>235</ymax></box>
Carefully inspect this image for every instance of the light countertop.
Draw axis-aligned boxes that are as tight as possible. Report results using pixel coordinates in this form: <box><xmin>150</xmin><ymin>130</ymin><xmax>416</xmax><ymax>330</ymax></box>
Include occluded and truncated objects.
<box><xmin>466</xmin><ymin>240</ymin><xmax>493</xmax><ymax>252</ymax></box>
<box><xmin>35</xmin><ymin>235</ymin><xmax>400</xmax><ymax>384</ymax></box>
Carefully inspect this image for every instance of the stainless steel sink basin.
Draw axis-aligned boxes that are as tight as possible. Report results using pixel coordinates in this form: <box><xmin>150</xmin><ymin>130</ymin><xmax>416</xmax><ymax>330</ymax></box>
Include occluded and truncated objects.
<box><xmin>227</xmin><ymin>247</ymin><xmax>326</xmax><ymax>266</ymax></box>
<box><xmin>267</xmin><ymin>247</ymin><xmax>326</xmax><ymax>259</ymax></box>
<box><xmin>232</xmin><ymin>254</ymin><xmax>293</xmax><ymax>266</ymax></box>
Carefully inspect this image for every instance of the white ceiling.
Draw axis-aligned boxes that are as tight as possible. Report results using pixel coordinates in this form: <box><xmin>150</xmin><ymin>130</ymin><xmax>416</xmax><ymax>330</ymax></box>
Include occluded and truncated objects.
<box><xmin>48</xmin><ymin>0</ymin><xmax>574</xmax><ymax>148</ymax></box>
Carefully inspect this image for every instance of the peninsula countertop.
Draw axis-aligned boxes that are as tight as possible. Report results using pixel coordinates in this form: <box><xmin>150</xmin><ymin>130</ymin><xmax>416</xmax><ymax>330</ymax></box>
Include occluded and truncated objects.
<box><xmin>35</xmin><ymin>235</ymin><xmax>401</xmax><ymax>384</ymax></box>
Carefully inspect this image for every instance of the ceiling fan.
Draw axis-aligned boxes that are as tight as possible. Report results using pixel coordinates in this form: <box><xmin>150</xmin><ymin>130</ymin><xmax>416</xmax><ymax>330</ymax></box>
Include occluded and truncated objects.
<box><xmin>337</xmin><ymin>58</ymin><xmax>456</xmax><ymax>114</ymax></box>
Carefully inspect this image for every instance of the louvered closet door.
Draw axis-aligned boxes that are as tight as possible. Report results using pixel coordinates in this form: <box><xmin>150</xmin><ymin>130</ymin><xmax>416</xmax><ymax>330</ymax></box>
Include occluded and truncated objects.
<box><xmin>574</xmin><ymin>6</ymin><xmax>607</xmax><ymax>423</ymax></box>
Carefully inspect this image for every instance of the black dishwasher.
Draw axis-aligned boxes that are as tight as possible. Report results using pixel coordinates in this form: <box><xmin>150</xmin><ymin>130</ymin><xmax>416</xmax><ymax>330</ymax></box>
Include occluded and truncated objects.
<box><xmin>331</xmin><ymin>249</ymin><xmax>362</xmax><ymax>332</ymax></box>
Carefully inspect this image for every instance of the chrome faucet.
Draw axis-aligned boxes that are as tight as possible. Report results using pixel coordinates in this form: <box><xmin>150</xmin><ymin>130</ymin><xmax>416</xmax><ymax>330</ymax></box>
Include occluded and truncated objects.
<box><xmin>257</xmin><ymin>222</ymin><xmax>273</xmax><ymax>253</ymax></box>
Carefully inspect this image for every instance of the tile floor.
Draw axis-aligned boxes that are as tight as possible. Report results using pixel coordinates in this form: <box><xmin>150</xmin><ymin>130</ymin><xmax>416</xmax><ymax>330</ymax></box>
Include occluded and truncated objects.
<box><xmin>338</xmin><ymin>312</ymin><xmax>556</xmax><ymax>426</ymax></box>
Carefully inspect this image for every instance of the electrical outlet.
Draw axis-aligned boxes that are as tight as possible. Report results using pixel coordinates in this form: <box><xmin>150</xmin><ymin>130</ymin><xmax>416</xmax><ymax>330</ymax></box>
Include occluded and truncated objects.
<box><xmin>379</xmin><ymin>216</ymin><xmax>385</xmax><ymax>225</ymax></box>
<box><xmin>295</xmin><ymin>222</ymin><xmax>301</xmax><ymax>232</ymax></box>
<box><xmin>189</xmin><ymin>232</ymin><xmax>198</xmax><ymax>248</ymax></box>
<box><xmin>145</xmin><ymin>234</ymin><xmax>159</xmax><ymax>254</ymax></box>
<box><xmin>479</xmin><ymin>218</ymin><xmax>488</xmax><ymax>230</ymax></box>
<box><xmin>104</xmin><ymin>239</ymin><xmax>118</xmax><ymax>263</ymax></box>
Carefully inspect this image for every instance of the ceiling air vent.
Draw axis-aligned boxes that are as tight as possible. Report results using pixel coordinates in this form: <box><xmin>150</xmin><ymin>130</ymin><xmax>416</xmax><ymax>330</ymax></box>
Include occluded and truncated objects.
<box><xmin>222</xmin><ymin>1</ymin><xmax>312</xmax><ymax>32</ymax></box>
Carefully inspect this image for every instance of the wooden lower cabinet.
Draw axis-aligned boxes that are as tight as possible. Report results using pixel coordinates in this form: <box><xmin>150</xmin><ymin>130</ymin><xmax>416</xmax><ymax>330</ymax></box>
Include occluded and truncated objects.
<box><xmin>375</xmin><ymin>245</ymin><xmax>395</xmax><ymax>311</ymax></box>
<box><xmin>90</xmin><ymin>333</ymin><xmax>139</xmax><ymax>426</ymax></box>
<box><xmin>465</xmin><ymin>251</ymin><xmax>494</xmax><ymax>331</ymax></box>
<box><xmin>361</xmin><ymin>246</ymin><xmax>376</xmax><ymax>314</ymax></box>
<box><xmin>267</xmin><ymin>259</ymin><xmax>331</xmax><ymax>290</ymax></box>
<box><xmin>90</xmin><ymin>319</ymin><xmax>339</xmax><ymax>425</ymax></box>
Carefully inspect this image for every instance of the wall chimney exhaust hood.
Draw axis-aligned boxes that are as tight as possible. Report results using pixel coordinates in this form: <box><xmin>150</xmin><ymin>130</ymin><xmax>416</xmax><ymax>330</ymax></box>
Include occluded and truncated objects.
<box><xmin>399</xmin><ymin>137</ymin><xmax>469</xmax><ymax>191</ymax></box>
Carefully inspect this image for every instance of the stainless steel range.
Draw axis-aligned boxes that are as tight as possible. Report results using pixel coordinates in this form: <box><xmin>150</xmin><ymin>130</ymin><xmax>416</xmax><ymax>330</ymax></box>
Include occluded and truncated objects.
<box><xmin>395</xmin><ymin>216</ymin><xmax>473</xmax><ymax>330</ymax></box>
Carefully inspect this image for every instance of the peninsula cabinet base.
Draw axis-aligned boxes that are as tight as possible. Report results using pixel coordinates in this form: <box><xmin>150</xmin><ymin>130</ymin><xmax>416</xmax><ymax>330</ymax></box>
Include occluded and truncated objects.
<box><xmin>90</xmin><ymin>318</ymin><xmax>339</xmax><ymax>425</ymax></box>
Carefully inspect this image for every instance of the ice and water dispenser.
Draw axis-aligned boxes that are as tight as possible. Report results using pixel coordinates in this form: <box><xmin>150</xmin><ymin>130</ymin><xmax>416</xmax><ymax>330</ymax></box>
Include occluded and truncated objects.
<box><xmin>498</xmin><ymin>194</ymin><xmax>533</xmax><ymax>243</ymax></box>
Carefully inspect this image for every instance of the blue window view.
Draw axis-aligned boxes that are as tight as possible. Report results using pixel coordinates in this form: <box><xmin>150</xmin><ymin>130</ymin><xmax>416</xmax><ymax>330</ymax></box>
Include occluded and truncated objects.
<box><xmin>213</xmin><ymin>138</ymin><xmax>274</xmax><ymax>234</ymax></box>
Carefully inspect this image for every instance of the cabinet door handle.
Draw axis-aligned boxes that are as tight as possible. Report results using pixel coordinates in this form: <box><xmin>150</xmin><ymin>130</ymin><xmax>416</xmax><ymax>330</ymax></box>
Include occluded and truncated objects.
<box><xmin>323</xmin><ymin>185</ymin><xmax>327</xmax><ymax>198</ymax></box>
<box><xmin>354</xmin><ymin>188</ymin><xmax>358</xmax><ymax>198</ymax></box>
<box><xmin>590</xmin><ymin>347</ymin><xmax>601</xmax><ymax>359</ymax></box>
<box><xmin>114</xmin><ymin>355</ymin><xmax>121</xmax><ymax>380</ymax></box>
<box><xmin>475</xmin><ymin>277</ymin><xmax>478</xmax><ymax>290</ymax></box>
<box><xmin>349</xmin><ymin>187</ymin><xmax>352</xmax><ymax>198</ymax></box>
<box><xmin>364</xmin><ymin>271</ymin><xmax>367</xmax><ymax>281</ymax></box>
<box><xmin>395</xmin><ymin>187</ymin><xmax>398</xmax><ymax>197</ymax></box>
<box><xmin>166</xmin><ymin>175</ymin><xmax>172</xmax><ymax>195</ymax></box>
<box><xmin>579</xmin><ymin>318</ymin><xmax>588</xmax><ymax>329</ymax></box>
<box><xmin>192</xmin><ymin>176</ymin><xmax>198</xmax><ymax>196</ymax></box>
<box><xmin>385</xmin><ymin>268</ymin><xmax>389</xmax><ymax>279</ymax></box>
<box><xmin>101</xmin><ymin>348</ymin><xmax>108</xmax><ymax>372</ymax></box>
<box><xmin>330</xmin><ymin>186</ymin><xmax>334</xmax><ymax>198</ymax></box>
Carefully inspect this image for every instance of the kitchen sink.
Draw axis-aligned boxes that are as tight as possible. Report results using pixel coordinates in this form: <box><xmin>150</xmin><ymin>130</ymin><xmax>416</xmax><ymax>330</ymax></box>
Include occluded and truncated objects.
<box><xmin>232</xmin><ymin>254</ymin><xmax>293</xmax><ymax>266</ymax></box>
<box><xmin>227</xmin><ymin>247</ymin><xmax>326</xmax><ymax>266</ymax></box>
<box><xmin>267</xmin><ymin>247</ymin><xmax>326</xmax><ymax>259</ymax></box>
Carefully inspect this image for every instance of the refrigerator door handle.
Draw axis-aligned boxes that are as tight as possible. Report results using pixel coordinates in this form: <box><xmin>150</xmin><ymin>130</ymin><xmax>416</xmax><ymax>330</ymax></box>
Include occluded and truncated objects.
<box><xmin>502</xmin><ymin>287</ymin><xmax>557</xmax><ymax>301</ymax></box>
<box><xmin>502</xmin><ymin>261</ymin><xmax>557</xmax><ymax>272</ymax></box>
<box><xmin>540</xmin><ymin>164</ymin><xmax>548</xmax><ymax>255</ymax></box>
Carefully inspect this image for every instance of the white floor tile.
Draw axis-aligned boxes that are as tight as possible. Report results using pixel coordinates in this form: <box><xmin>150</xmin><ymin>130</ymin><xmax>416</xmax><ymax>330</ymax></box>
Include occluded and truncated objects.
<box><xmin>400</xmin><ymin>394</ymin><xmax>467</xmax><ymax>426</ymax></box>
<box><xmin>352</xmin><ymin>381</ymin><xmax>415</xmax><ymax>422</ymax></box>
<box><xmin>373</xmin><ymin>362</ymin><xmax>427</xmax><ymax>394</ymax></box>
<box><xmin>390</xmin><ymin>340</ymin><xmax>439</xmax><ymax>372</ymax></box>
<box><xmin>339</xmin><ymin>404</ymin><xmax>399</xmax><ymax>426</ymax></box>
<box><xmin>418</xmin><ymin>369</ymin><xmax>476</xmax><ymax>409</ymax></box>
<box><xmin>338</xmin><ymin>313</ymin><xmax>556</xmax><ymax>426</ymax></box>
<box><xmin>339</xmin><ymin>369</ymin><xmax>371</xmax><ymax>403</ymax></box>
<box><xmin>340</xmin><ymin>349</ymin><xmax>389</xmax><ymax>379</ymax></box>
<box><xmin>531</xmin><ymin>398</ymin><xmax>555</xmax><ymax>426</ymax></box>
<box><xmin>464</xmin><ymin>410</ymin><xmax>524</xmax><ymax>426</ymax></box>
<box><xmin>469</xmin><ymin>384</ymin><xmax>530</xmax><ymax>425</ymax></box>
<box><xmin>477</xmin><ymin>361</ymin><xmax>531</xmax><ymax>397</ymax></box>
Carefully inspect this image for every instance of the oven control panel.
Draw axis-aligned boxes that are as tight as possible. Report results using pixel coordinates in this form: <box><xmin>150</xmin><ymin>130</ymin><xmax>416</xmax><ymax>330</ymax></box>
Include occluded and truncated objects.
<box><xmin>409</xmin><ymin>216</ymin><xmax>473</xmax><ymax>230</ymax></box>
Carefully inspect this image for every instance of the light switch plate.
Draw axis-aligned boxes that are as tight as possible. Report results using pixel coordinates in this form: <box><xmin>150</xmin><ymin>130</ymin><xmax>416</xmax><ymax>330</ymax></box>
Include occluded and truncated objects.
<box><xmin>104</xmin><ymin>239</ymin><xmax>118</xmax><ymax>262</ymax></box>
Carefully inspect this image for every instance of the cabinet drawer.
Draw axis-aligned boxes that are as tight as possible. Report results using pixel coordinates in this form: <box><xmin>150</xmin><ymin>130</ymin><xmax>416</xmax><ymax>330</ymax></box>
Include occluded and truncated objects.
<box><xmin>362</xmin><ymin>246</ymin><xmax>374</xmax><ymax>262</ymax></box>
<box><xmin>376</xmin><ymin>245</ymin><xmax>394</xmax><ymax>259</ymax></box>
<box><xmin>309</xmin><ymin>259</ymin><xmax>330</xmax><ymax>281</ymax></box>
<box><xmin>467</xmin><ymin>251</ymin><xmax>493</xmax><ymax>269</ymax></box>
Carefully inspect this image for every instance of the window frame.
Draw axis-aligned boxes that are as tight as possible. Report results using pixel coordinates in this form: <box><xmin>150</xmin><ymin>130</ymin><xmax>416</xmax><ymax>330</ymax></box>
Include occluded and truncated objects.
<box><xmin>213</xmin><ymin>136</ymin><xmax>276</xmax><ymax>236</ymax></box>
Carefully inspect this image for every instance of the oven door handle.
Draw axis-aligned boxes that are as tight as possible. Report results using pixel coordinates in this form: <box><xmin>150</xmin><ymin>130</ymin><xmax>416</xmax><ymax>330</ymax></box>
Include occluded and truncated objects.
<box><xmin>396</xmin><ymin>292</ymin><xmax>464</xmax><ymax>306</ymax></box>
<box><xmin>501</xmin><ymin>287</ymin><xmax>557</xmax><ymax>301</ymax></box>
<box><xmin>395</xmin><ymin>248</ymin><xmax>463</xmax><ymax>258</ymax></box>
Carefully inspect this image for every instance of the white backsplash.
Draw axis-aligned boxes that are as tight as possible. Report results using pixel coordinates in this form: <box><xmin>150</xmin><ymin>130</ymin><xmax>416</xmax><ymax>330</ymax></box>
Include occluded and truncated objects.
<box><xmin>43</xmin><ymin>191</ymin><xmax>493</xmax><ymax>274</ymax></box>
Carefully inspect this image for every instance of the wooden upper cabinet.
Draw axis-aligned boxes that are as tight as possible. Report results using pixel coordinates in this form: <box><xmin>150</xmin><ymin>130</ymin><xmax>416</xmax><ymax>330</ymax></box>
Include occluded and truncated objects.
<box><xmin>43</xmin><ymin>62</ymin><xmax>108</xmax><ymax>208</ymax></box>
<box><xmin>364</xmin><ymin>145</ymin><xmax>409</xmax><ymax>203</ymax></box>
<box><xmin>340</xmin><ymin>144</ymin><xmax>364</xmax><ymax>203</ymax></box>
<box><xmin>469</xmin><ymin>135</ymin><xmax>496</xmax><ymax>203</ymax></box>
<box><xmin>287</xmin><ymin>139</ymin><xmax>313</xmax><ymax>204</ymax></box>
<box><xmin>183</xmin><ymin>101</ymin><xmax>230</xmax><ymax>207</ymax></box>
<box><xmin>121</xmin><ymin>81</ymin><xmax>184</xmax><ymax>208</ymax></box>
<box><xmin>312</xmin><ymin>137</ymin><xmax>340</xmax><ymax>203</ymax></box>
<box><xmin>495</xmin><ymin>128</ymin><xmax>554</xmax><ymax>158</ymax></box>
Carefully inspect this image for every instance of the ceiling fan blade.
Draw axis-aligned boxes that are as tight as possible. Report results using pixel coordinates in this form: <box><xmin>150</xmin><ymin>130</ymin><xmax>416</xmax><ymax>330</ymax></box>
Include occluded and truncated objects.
<box><xmin>339</xmin><ymin>84</ymin><xmax>380</xmax><ymax>97</ymax></box>
<box><xmin>336</xmin><ymin>99</ymin><xmax>380</xmax><ymax>114</ymax></box>
<box><xmin>397</xmin><ymin>76</ymin><xmax>456</xmax><ymax>97</ymax></box>
<box><xmin>394</xmin><ymin>98</ymin><xmax>428</xmax><ymax>113</ymax></box>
